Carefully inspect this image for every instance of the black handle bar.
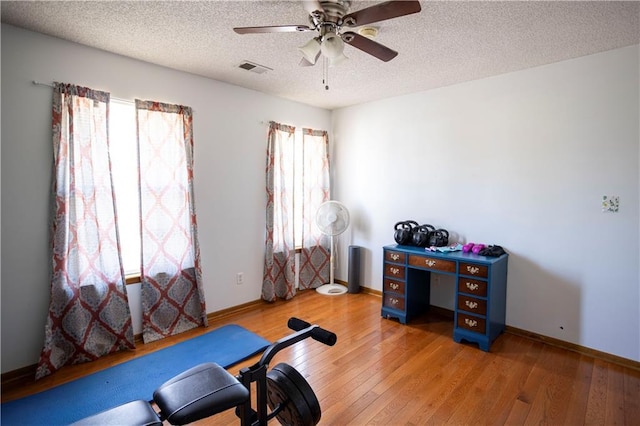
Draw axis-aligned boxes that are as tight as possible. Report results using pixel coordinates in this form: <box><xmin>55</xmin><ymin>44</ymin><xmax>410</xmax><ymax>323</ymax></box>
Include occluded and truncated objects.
<box><xmin>252</xmin><ymin>318</ymin><xmax>337</xmax><ymax>369</ymax></box>
<box><xmin>287</xmin><ymin>317</ymin><xmax>337</xmax><ymax>346</ymax></box>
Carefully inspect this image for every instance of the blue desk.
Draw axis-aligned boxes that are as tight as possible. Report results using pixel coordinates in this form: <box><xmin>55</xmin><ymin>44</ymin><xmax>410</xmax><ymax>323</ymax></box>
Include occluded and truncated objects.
<box><xmin>382</xmin><ymin>244</ymin><xmax>508</xmax><ymax>351</ymax></box>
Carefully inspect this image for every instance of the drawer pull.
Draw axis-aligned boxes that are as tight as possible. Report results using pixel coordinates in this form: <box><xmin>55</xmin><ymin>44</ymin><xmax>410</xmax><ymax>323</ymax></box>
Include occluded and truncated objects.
<box><xmin>424</xmin><ymin>259</ymin><xmax>436</xmax><ymax>267</ymax></box>
<box><xmin>390</xmin><ymin>297</ymin><xmax>400</xmax><ymax>306</ymax></box>
<box><xmin>465</xmin><ymin>300</ymin><xmax>478</xmax><ymax>309</ymax></box>
<box><xmin>390</xmin><ymin>282</ymin><xmax>399</xmax><ymax>290</ymax></box>
<box><xmin>390</xmin><ymin>267</ymin><xmax>400</xmax><ymax>275</ymax></box>
<box><xmin>391</xmin><ymin>253</ymin><xmax>400</xmax><ymax>261</ymax></box>
<box><xmin>465</xmin><ymin>282</ymin><xmax>479</xmax><ymax>291</ymax></box>
<box><xmin>467</xmin><ymin>266</ymin><xmax>480</xmax><ymax>275</ymax></box>
<box><xmin>465</xmin><ymin>318</ymin><xmax>478</xmax><ymax>327</ymax></box>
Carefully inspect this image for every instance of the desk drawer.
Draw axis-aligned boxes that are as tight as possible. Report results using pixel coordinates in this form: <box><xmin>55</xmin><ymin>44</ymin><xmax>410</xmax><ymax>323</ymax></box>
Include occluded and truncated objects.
<box><xmin>458</xmin><ymin>277</ymin><xmax>488</xmax><ymax>297</ymax></box>
<box><xmin>460</xmin><ymin>262</ymin><xmax>488</xmax><ymax>278</ymax></box>
<box><xmin>457</xmin><ymin>313</ymin><xmax>486</xmax><ymax>334</ymax></box>
<box><xmin>408</xmin><ymin>255</ymin><xmax>456</xmax><ymax>273</ymax></box>
<box><xmin>384</xmin><ymin>278</ymin><xmax>405</xmax><ymax>295</ymax></box>
<box><xmin>457</xmin><ymin>295</ymin><xmax>487</xmax><ymax>316</ymax></box>
<box><xmin>385</xmin><ymin>250</ymin><xmax>406</xmax><ymax>263</ymax></box>
<box><xmin>383</xmin><ymin>293</ymin><xmax>405</xmax><ymax>311</ymax></box>
<box><xmin>384</xmin><ymin>263</ymin><xmax>405</xmax><ymax>279</ymax></box>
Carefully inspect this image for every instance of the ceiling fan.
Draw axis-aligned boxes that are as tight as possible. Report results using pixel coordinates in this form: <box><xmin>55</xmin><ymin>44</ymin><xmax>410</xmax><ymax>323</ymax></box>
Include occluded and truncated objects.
<box><xmin>233</xmin><ymin>0</ymin><xmax>422</xmax><ymax>67</ymax></box>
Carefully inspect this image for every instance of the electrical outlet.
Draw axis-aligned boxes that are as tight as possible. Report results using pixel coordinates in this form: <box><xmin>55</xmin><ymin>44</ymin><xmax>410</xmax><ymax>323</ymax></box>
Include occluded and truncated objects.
<box><xmin>236</xmin><ymin>272</ymin><xmax>244</xmax><ymax>285</ymax></box>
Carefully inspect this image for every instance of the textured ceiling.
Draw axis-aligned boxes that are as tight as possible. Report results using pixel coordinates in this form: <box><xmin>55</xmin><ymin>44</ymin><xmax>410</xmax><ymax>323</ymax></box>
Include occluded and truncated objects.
<box><xmin>2</xmin><ymin>1</ymin><xmax>639</xmax><ymax>110</ymax></box>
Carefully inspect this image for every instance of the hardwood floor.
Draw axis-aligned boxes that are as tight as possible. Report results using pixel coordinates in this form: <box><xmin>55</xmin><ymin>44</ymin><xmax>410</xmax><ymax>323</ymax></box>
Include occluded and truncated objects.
<box><xmin>3</xmin><ymin>291</ymin><xmax>639</xmax><ymax>425</ymax></box>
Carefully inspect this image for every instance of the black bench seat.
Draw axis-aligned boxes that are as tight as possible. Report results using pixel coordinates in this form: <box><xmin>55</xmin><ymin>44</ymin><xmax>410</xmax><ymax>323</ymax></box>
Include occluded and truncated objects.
<box><xmin>71</xmin><ymin>362</ymin><xmax>249</xmax><ymax>425</ymax></box>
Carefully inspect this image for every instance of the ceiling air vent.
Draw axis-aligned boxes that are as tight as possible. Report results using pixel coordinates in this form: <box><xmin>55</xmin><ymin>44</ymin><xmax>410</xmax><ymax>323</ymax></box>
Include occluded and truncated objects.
<box><xmin>238</xmin><ymin>61</ymin><xmax>273</xmax><ymax>74</ymax></box>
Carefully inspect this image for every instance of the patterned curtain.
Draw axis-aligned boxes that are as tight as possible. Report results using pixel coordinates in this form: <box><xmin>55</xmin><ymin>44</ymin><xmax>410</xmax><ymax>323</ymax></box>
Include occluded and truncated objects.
<box><xmin>262</xmin><ymin>122</ymin><xmax>296</xmax><ymax>301</ymax></box>
<box><xmin>299</xmin><ymin>128</ymin><xmax>331</xmax><ymax>289</ymax></box>
<box><xmin>135</xmin><ymin>100</ymin><xmax>207</xmax><ymax>343</ymax></box>
<box><xmin>36</xmin><ymin>83</ymin><xmax>135</xmax><ymax>379</ymax></box>
<box><xmin>262</xmin><ymin>123</ymin><xmax>330</xmax><ymax>300</ymax></box>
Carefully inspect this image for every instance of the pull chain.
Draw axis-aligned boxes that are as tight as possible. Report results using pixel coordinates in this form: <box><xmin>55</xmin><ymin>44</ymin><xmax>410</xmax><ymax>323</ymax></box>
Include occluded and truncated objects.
<box><xmin>322</xmin><ymin>57</ymin><xmax>329</xmax><ymax>90</ymax></box>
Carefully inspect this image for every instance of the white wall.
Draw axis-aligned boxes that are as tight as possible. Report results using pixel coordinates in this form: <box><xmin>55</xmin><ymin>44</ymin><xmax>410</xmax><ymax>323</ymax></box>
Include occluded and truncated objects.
<box><xmin>2</xmin><ymin>23</ymin><xmax>638</xmax><ymax>373</ymax></box>
<box><xmin>331</xmin><ymin>45</ymin><xmax>640</xmax><ymax>362</ymax></box>
<box><xmin>0</xmin><ymin>24</ymin><xmax>331</xmax><ymax>373</ymax></box>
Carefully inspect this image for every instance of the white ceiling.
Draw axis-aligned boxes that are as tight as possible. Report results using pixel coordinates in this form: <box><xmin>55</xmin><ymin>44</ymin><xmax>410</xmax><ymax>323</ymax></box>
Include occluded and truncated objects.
<box><xmin>2</xmin><ymin>1</ymin><xmax>639</xmax><ymax>110</ymax></box>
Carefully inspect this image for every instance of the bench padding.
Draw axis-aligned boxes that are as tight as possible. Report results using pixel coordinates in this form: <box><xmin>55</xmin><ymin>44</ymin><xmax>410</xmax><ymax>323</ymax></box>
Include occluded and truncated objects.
<box><xmin>70</xmin><ymin>399</ymin><xmax>161</xmax><ymax>426</ymax></box>
<box><xmin>154</xmin><ymin>362</ymin><xmax>249</xmax><ymax>424</ymax></box>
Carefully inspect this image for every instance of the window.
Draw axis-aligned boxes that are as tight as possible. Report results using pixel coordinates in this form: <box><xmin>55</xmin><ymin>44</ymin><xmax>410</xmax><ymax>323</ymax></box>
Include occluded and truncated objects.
<box><xmin>293</xmin><ymin>129</ymin><xmax>304</xmax><ymax>247</ymax></box>
<box><xmin>109</xmin><ymin>100</ymin><xmax>141</xmax><ymax>277</ymax></box>
<box><xmin>42</xmin><ymin>84</ymin><xmax>205</xmax><ymax>361</ymax></box>
<box><xmin>288</xmin><ymin>128</ymin><xmax>330</xmax><ymax>249</ymax></box>
<box><xmin>262</xmin><ymin>122</ymin><xmax>330</xmax><ymax>299</ymax></box>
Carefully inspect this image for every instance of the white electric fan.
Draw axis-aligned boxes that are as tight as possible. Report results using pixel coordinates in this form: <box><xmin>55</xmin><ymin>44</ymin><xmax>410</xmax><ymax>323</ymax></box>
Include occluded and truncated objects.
<box><xmin>315</xmin><ymin>200</ymin><xmax>350</xmax><ymax>295</ymax></box>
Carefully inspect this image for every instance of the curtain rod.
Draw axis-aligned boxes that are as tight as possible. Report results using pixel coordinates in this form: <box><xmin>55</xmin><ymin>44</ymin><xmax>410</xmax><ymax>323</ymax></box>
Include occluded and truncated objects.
<box><xmin>32</xmin><ymin>80</ymin><xmax>133</xmax><ymax>104</ymax></box>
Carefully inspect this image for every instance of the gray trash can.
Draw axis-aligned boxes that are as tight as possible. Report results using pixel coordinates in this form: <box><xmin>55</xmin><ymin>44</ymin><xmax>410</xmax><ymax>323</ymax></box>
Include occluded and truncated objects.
<box><xmin>347</xmin><ymin>245</ymin><xmax>361</xmax><ymax>293</ymax></box>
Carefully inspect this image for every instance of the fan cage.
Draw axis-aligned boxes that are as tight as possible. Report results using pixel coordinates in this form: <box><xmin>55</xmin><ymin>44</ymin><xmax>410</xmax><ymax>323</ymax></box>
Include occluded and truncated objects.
<box><xmin>315</xmin><ymin>201</ymin><xmax>350</xmax><ymax>237</ymax></box>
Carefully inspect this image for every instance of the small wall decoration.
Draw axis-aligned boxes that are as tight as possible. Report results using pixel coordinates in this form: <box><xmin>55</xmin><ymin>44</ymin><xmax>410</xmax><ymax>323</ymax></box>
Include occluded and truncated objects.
<box><xmin>602</xmin><ymin>195</ymin><xmax>619</xmax><ymax>213</ymax></box>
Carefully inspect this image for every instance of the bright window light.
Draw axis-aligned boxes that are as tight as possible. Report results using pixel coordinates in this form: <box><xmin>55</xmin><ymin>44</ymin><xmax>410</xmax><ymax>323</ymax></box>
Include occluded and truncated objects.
<box><xmin>294</xmin><ymin>129</ymin><xmax>303</xmax><ymax>247</ymax></box>
<box><xmin>109</xmin><ymin>100</ymin><xmax>141</xmax><ymax>276</ymax></box>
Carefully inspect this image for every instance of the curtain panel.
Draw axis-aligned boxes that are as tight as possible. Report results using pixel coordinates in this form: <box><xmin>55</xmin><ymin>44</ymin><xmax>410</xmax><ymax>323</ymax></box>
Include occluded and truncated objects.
<box><xmin>298</xmin><ymin>128</ymin><xmax>330</xmax><ymax>289</ymax></box>
<box><xmin>135</xmin><ymin>100</ymin><xmax>207</xmax><ymax>343</ymax></box>
<box><xmin>262</xmin><ymin>122</ymin><xmax>296</xmax><ymax>301</ymax></box>
<box><xmin>262</xmin><ymin>122</ymin><xmax>330</xmax><ymax>301</ymax></box>
<box><xmin>37</xmin><ymin>83</ymin><xmax>135</xmax><ymax>379</ymax></box>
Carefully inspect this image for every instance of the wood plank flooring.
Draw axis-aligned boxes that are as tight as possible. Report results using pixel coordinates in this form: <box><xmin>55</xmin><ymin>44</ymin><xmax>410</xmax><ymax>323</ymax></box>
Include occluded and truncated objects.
<box><xmin>3</xmin><ymin>291</ymin><xmax>639</xmax><ymax>425</ymax></box>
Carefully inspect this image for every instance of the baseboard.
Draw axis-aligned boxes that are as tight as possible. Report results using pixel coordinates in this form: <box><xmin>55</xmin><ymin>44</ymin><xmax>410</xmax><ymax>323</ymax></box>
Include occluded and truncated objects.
<box><xmin>424</xmin><ymin>306</ymin><xmax>640</xmax><ymax>371</ymax></box>
<box><xmin>505</xmin><ymin>325</ymin><xmax>640</xmax><ymax>371</ymax></box>
<box><xmin>361</xmin><ymin>287</ymin><xmax>382</xmax><ymax>297</ymax></box>
<box><xmin>330</xmin><ymin>282</ymin><xmax>639</xmax><ymax>371</ymax></box>
<box><xmin>4</xmin><ymin>291</ymin><xmax>638</xmax><ymax>391</ymax></box>
<box><xmin>206</xmin><ymin>298</ymin><xmax>265</xmax><ymax>322</ymax></box>
<box><xmin>1</xmin><ymin>364</ymin><xmax>37</xmax><ymax>392</ymax></box>
<box><xmin>423</xmin><ymin>305</ymin><xmax>640</xmax><ymax>372</ymax></box>
<box><xmin>334</xmin><ymin>279</ymin><xmax>382</xmax><ymax>297</ymax></box>
<box><xmin>1</xmin><ymin>300</ymin><xmax>266</xmax><ymax>392</ymax></box>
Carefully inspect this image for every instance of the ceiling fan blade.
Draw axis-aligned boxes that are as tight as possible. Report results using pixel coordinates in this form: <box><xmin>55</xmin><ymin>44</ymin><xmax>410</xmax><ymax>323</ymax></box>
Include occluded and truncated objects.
<box><xmin>234</xmin><ymin>25</ymin><xmax>312</xmax><ymax>34</ymax></box>
<box><xmin>341</xmin><ymin>32</ymin><xmax>398</xmax><ymax>62</ymax></box>
<box><xmin>342</xmin><ymin>0</ymin><xmax>421</xmax><ymax>27</ymax></box>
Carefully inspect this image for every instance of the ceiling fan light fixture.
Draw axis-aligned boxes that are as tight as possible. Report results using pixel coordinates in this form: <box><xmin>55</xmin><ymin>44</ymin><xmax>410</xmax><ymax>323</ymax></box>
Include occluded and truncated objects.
<box><xmin>234</xmin><ymin>0</ymin><xmax>422</xmax><ymax>66</ymax></box>
<box><xmin>320</xmin><ymin>33</ymin><xmax>344</xmax><ymax>59</ymax></box>
<box><xmin>298</xmin><ymin>37</ymin><xmax>322</xmax><ymax>64</ymax></box>
<box><xmin>328</xmin><ymin>51</ymin><xmax>348</xmax><ymax>67</ymax></box>
<box><xmin>299</xmin><ymin>56</ymin><xmax>317</xmax><ymax>67</ymax></box>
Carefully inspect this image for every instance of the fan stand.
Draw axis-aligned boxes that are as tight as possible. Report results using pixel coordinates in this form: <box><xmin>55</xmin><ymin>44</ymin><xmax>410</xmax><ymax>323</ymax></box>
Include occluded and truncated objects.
<box><xmin>316</xmin><ymin>283</ymin><xmax>347</xmax><ymax>296</ymax></box>
<box><xmin>316</xmin><ymin>235</ymin><xmax>348</xmax><ymax>296</ymax></box>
